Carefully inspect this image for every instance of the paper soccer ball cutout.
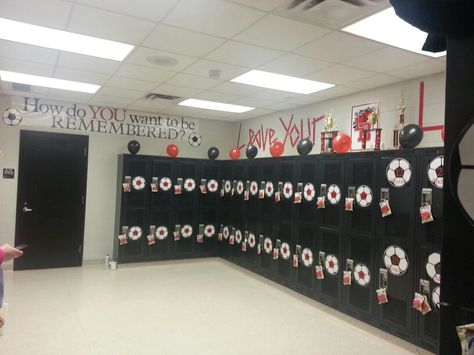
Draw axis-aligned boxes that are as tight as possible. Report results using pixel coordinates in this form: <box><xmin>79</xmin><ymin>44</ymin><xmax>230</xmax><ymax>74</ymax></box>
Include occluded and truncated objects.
<box><xmin>386</xmin><ymin>158</ymin><xmax>412</xmax><ymax>187</ymax></box>
<box><xmin>184</xmin><ymin>178</ymin><xmax>196</xmax><ymax>192</ymax></box>
<box><xmin>265</xmin><ymin>181</ymin><xmax>274</xmax><ymax>197</ymax></box>
<box><xmin>301</xmin><ymin>248</ymin><xmax>313</xmax><ymax>267</ymax></box>
<box><xmin>457</xmin><ymin>121</ymin><xmax>474</xmax><ymax>223</ymax></box>
<box><xmin>236</xmin><ymin>181</ymin><xmax>244</xmax><ymax>195</ymax></box>
<box><xmin>427</xmin><ymin>156</ymin><xmax>444</xmax><ymax>189</ymax></box>
<box><xmin>325</xmin><ymin>254</ymin><xmax>339</xmax><ymax>276</ymax></box>
<box><xmin>188</xmin><ymin>132</ymin><xmax>202</xmax><ymax>147</ymax></box>
<box><xmin>204</xmin><ymin>224</ymin><xmax>215</xmax><ymax>237</ymax></box>
<box><xmin>155</xmin><ymin>226</ymin><xmax>168</xmax><ymax>240</ymax></box>
<box><xmin>159</xmin><ymin>177</ymin><xmax>172</xmax><ymax>191</ymax></box>
<box><xmin>181</xmin><ymin>224</ymin><xmax>193</xmax><ymax>238</ymax></box>
<box><xmin>222</xmin><ymin>226</ymin><xmax>230</xmax><ymax>240</ymax></box>
<box><xmin>132</xmin><ymin>176</ymin><xmax>146</xmax><ymax>190</ymax></box>
<box><xmin>432</xmin><ymin>286</ymin><xmax>440</xmax><ymax>309</ymax></box>
<box><xmin>303</xmin><ymin>183</ymin><xmax>315</xmax><ymax>202</ymax></box>
<box><xmin>263</xmin><ymin>237</ymin><xmax>273</xmax><ymax>254</ymax></box>
<box><xmin>280</xmin><ymin>242</ymin><xmax>291</xmax><ymax>260</ymax></box>
<box><xmin>235</xmin><ymin>229</ymin><xmax>242</xmax><ymax>244</ymax></box>
<box><xmin>354</xmin><ymin>263</ymin><xmax>371</xmax><ymax>287</ymax></box>
<box><xmin>283</xmin><ymin>182</ymin><xmax>293</xmax><ymax>199</ymax></box>
<box><xmin>383</xmin><ymin>245</ymin><xmax>409</xmax><ymax>276</ymax></box>
<box><xmin>224</xmin><ymin>180</ymin><xmax>232</xmax><ymax>193</ymax></box>
<box><xmin>356</xmin><ymin>185</ymin><xmax>373</xmax><ymax>207</ymax></box>
<box><xmin>128</xmin><ymin>226</ymin><xmax>143</xmax><ymax>240</ymax></box>
<box><xmin>207</xmin><ymin>179</ymin><xmax>218</xmax><ymax>192</ymax></box>
<box><xmin>327</xmin><ymin>184</ymin><xmax>341</xmax><ymax>205</ymax></box>
<box><xmin>247</xmin><ymin>233</ymin><xmax>256</xmax><ymax>248</ymax></box>
<box><xmin>2</xmin><ymin>108</ymin><xmax>22</xmax><ymax>126</ymax></box>
<box><xmin>426</xmin><ymin>252</ymin><xmax>441</xmax><ymax>284</ymax></box>
<box><xmin>250</xmin><ymin>181</ymin><xmax>258</xmax><ymax>196</ymax></box>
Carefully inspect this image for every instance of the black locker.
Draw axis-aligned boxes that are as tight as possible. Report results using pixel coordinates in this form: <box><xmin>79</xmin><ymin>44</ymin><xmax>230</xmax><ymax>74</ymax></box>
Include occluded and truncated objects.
<box><xmin>376</xmin><ymin>152</ymin><xmax>417</xmax><ymax>340</ymax></box>
<box><xmin>218</xmin><ymin>161</ymin><xmax>233</xmax><ymax>258</ymax></box>
<box><xmin>244</xmin><ymin>159</ymin><xmax>259</xmax><ymax>270</ymax></box>
<box><xmin>229</xmin><ymin>162</ymin><xmax>246</xmax><ymax>265</ymax></box>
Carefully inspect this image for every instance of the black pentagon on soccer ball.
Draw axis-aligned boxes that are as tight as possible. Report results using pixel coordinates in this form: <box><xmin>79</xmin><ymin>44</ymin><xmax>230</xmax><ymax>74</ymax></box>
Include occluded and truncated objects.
<box><xmin>8</xmin><ymin>112</ymin><xmax>16</xmax><ymax>120</ymax></box>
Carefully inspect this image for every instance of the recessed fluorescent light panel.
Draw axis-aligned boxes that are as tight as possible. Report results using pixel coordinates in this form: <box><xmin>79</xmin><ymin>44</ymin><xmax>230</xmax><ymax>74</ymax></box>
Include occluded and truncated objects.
<box><xmin>0</xmin><ymin>18</ymin><xmax>134</xmax><ymax>61</ymax></box>
<box><xmin>179</xmin><ymin>99</ymin><xmax>254</xmax><ymax>113</ymax></box>
<box><xmin>231</xmin><ymin>70</ymin><xmax>334</xmax><ymax>94</ymax></box>
<box><xmin>342</xmin><ymin>7</ymin><xmax>446</xmax><ymax>58</ymax></box>
<box><xmin>0</xmin><ymin>70</ymin><xmax>100</xmax><ymax>93</ymax></box>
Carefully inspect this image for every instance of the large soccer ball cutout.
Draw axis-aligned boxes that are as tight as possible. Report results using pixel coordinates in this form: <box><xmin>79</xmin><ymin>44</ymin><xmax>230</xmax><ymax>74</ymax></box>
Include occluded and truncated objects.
<box><xmin>280</xmin><ymin>242</ymin><xmax>291</xmax><ymax>260</ymax></box>
<box><xmin>207</xmin><ymin>179</ymin><xmax>218</xmax><ymax>192</ymax></box>
<box><xmin>265</xmin><ymin>181</ymin><xmax>274</xmax><ymax>197</ymax></box>
<box><xmin>247</xmin><ymin>233</ymin><xmax>256</xmax><ymax>248</ymax></box>
<box><xmin>303</xmin><ymin>183</ymin><xmax>315</xmax><ymax>202</ymax></box>
<box><xmin>432</xmin><ymin>286</ymin><xmax>440</xmax><ymax>309</ymax></box>
<box><xmin>383</xmin><ymin>245</ymin><xmax>409</xmax><ymax>276</ymax></box>
<box><xmin>204</xmin><ymin>225</ymin><xmax>215</xmax><ymax>238</ymax></box>
<box><xmin>425</xmin><ymin>252</ymin><xmax>441</xmax><ymax>284</ymax></box>
<box><xmin>128</xmin><ymin>226</ymin><xmax>143</xmax><ymax>240</ymax></box>
<box><xmin>188</xmin><ymin>132</ymin><xmax>202</xmax><ymax>147</ymax></box>
<box><xmin>155</xmin><ymin>226</ymin><xmax>168</xmax><ymax>240</ymax></box>
<box><xmin>250</xmin><ymin>181</ymin><xmax>258</xmax><ymax>196</ymax></box>
<box><xmin>181</xmin><ymin>224</ymin><xmax>193</xmax><ymax>238</ymax></box>
<box><xmin>356</xmin><ymin>185</ymin><xmax>373</xmax><ymax>207</ymax></box>
<box><xmin>456</xmin><ymin>121</ymin><xmax>474</xmax><ymax>224</ymax></box>
<box><xmin>427</xmin><ymin>156</ymin><xmax>444</xmax><ymax>189</ymax></box>
<box><xmin>236</xmin><ymin>181</ymin><xmax>244</xmax><ymax>195</ymax></box>
<box><xmin>159</xmin><ymin>177</ymin><xmax>172</xmax><ymax>191</ymax></box>
<box><xmin>224</xmin><ymin>180</ymin><xmax>232</xmax><ymax>194</ymax></box>
<box><xmin>283</xmin><ymin>182</ymin><xmax>293</xmax><ymax>199</ymax></box>
<box><xmin>386</xmin><ymin>158</ymin><xmax>412</xmax><ymax>187</ymax></box>
<box><xmin>263</xmin><ymin>237</ymin><xmax>273</xmax><ymax>254</ymax></box>
<box><xmin>184</xmin><ymin>178</ymin><xmax>196</xmax><ymax>192</ymax></box>
<box><xmin>132</xmin><ymin>176</ymin><xmax>146</xmax><ymax>190</ymax></box>
<box><xmin>354</xmin><ymin>263</ymin><xmax>371</xmax><ymax>287</ymax></box>
<box><xmin>325</xmin><ymin>254</ymin><xmax>339</xmax><ymax>276</ymax></box>
<box><xmin>301</xmin><ymin>248</ymin><xmax>313</xmax><ymax>267</ymax></box>
<box><xmin>2</xmin><ymin>108</ymin><xmax>22</xmax><ymax>126</ymax></box>
<box><xmin>235</xmin><ymin>229</ymin><xmax>242</xmax><ymax>244</ymax></box>
<box><xmin>327</xmin><ymin>184</ymin><xmax>341</xmax><ymax>205</ymax></box>
<box><xmin>222</xmin><ymin>226</ymin><xmax>230</xmax><ymax>240</ymax></box>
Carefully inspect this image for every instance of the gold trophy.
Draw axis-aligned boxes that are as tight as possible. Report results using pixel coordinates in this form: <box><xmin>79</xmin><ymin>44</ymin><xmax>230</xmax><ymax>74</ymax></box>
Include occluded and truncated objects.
<box><xmin>321</xmin><ymin>112</ymin><xmax>338</xmax><ymax>153</ymax></box>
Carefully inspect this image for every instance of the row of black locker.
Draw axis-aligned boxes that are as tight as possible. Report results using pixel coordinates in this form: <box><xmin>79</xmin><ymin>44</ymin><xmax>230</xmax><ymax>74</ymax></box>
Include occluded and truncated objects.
<box><xmin>113</xmin><ymin>147</ymin><xmax>443</xmax><ymax>352</ymax></box>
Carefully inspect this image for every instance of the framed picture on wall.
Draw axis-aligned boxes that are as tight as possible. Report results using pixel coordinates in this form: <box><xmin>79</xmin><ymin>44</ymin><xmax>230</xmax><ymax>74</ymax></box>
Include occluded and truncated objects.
<box><xmin>350</xmin><ymin>101</ymin><xmax>380</xmax><ymax>150</ymax></box>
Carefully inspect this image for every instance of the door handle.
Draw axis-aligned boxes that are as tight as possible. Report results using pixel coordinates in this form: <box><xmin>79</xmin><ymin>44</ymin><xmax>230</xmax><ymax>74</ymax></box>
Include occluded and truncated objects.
<box><xmin>22</xmin><ymin>206</ymin><xmax>33</xmax><ymax>212</ymax></box>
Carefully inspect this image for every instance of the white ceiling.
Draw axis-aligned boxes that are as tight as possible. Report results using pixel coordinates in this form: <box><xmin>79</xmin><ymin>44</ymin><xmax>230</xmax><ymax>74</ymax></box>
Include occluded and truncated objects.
<box><xmin>0</xmin><ymin>0</ymin><xmax>446</xmax><ymax>122</ymax></box>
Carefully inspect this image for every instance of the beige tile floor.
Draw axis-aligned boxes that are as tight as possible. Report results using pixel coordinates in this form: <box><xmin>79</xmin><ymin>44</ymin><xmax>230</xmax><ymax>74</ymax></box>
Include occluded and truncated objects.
<box><xmin>0</xmin><ymin>258</ymin><xmax>433</xmax><ymax>355</ymax></box>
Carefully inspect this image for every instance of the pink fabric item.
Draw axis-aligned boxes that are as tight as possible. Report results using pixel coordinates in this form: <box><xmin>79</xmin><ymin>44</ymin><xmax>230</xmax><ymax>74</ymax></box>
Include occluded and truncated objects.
<box><xmin>0</xmin><ymin>248</ymin><xmax>4</xmax><ymax>265</ymax></box>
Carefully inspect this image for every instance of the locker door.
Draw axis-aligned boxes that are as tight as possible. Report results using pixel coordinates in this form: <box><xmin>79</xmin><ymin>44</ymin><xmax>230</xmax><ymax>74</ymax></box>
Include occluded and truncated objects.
<box><xmin>244</xmin><ymin>162</ymin><xmax>259</xmax><ymax>270</ymax></box>
<box><xmin>229</xmin><ymin>163</ymin><xmax>246</xmax><ymax>265</ymax></box>
<box><xmin>257</xmin><ymin>160</ymin><xmax>274</xmax><ymax>278</ymax></box>
<box><xmin>218</xmin><ymin>161</ymin><xmax>233</xmax><ymax>258</ymax></box>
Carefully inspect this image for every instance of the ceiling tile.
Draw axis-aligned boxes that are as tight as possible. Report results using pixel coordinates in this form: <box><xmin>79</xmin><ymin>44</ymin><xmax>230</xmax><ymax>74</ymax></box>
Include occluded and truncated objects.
<box><xmin>294</xmin><ymin>31</ymin><xmax>384</xmax><ymax>63</ymax></box>
<box><xmin>89</xmin><ymin>94</ymin><xmax>135</xmax><ymax>108</ymax></box>
<box><xmin>388</xmin><ymin>60</ymin><xmax>446</xmax><ymax>79</ymax></box>
<box><xmin>345</xmin><ymin>74</ymin><xmax>402</xmax><ymax>91</ymax></box>
<box><xmin>193</xmin><ymin>90</ymin><xmax>244</xmax><ymax>103</ymax></box>
<box><xmin>165</xmin><ymin>73</ymin><xmax>222</xmax><ymax>90</ymax></box>
<box><xmin>96</xmin><ymin>86</ymin><xmax>147</xmax><ymax>100</ymax></box>
<box><xmin>47</xmin><ymin>88</ymin><xmax>94</xmax><ymax>104</ymax></box>
<box><xmin>229</xmin><ymin>107</ymin><xmax>275</xmax><ymax>121</ymax></box>
<box><xmin>344</xmin><ymin>47</ymin><xmax>430</xmax><ymax>72</ymax></box>
<box><xmin>250</xmin><ymin>89</ymin><xmax>301</xmax><ymax>102</ymax></box>
<box><xmin>308</xmin><ymin>64</ymin><xmax>375</xmax><ymax>85</ymax></box>
<box><xmin>227</xmin><ymin>0</ymin><xmax>286</xmax><ymax>11</ymax></box>
<box><xmin>258</xmin><ymin>53</ymin><xmax>331</xmax><ymax>76</ymax></box>
<box><xmin>143</xmin><ymin>25</ymin><xmax>225</xmax><ymax>57</ymax></box>
<box><xmin>0</xmin><ymin>57</ymin><xmax>55</xmax><ymax>77</ymax></box>
<box><xmin>126</xmin><ymin>99</ymin><xmax>174</xmax><ymax>112</ymax></box>
<box><xmin>161</xmin><ymin>105</ymin><xmax>204</xmax><ymax>118</ymax></box>
<box><xmin>212</xmin><ymin>82</ymin><xmax>261</xmax><ymax>96</ymax></box>
<box><xmin>0</xmin><ymin>0</ymin><xmax>72</xmax><ymax>29</ymax></box>
<box><xmin>163</xmin><ymin>0</ymin><xmax>265</xmax><ymax>38</ymax></box>
<box><xmin>0</xmin><ymin>40</ymin><xmax>58</xmax><ymax>66</ymax></box>
<box><xmin>73</xmin><ymin>0</ymin><xmax>178</xmax><ymax>22</ymax></box>
<box><xmin>152</xmin><ymin>83</ymin><xmax>202</xmax><ymax>98</ymax></box>
<box><xmin>230</xmin><ymin>96</ymin><xmax>279</xmax><ymax>108</ymax></box>
<box><xmin>54</xmin><ymin>66</ymin><xmax>109</xmax><ymax>85</ymax></box>
<box><xmin>57</xmin><ymin>52</ymin><xmax>121</xmax><ymax>74</ymax></box>
<box><xmin>196</xmin><ymin>109</ymin><xmax>234</xmax><ymax>120</ymax></box>
<box><xmin>126</xmin><ymin>47</ymin><xmax>198</xmax><ymax>72</ymax></box>
<box><xmin>106</xmin><ymin>76</ymin><xmax>158</xmax><ymax>92</ymax></box>
<box><xmin>183</xmin><ymin>60</ymin><xmax>249</xmax><ymax>81</ymax></box>
<box><xmin>262</xmin><ymin>101</ymin><xmax>301</xmax><ymax>112</ymax></box>
<box><xmin>235</xmin><ymin>14</ymin><xmax>329</xmax><ymax>51</ymax></box>
<box><xmin>68</xmin><ymin>4</ymin><xmax>155</xmax><ymax>44</ymax></box>
<box><xmin>206</xmin><ymin>41</ymin><xmax>282</xmax><ymax>67</ymax></box>
<box><xmin>316</xmin><ymin>85</ymin><xmax>358</xmax><ymax>99</ymax></box>
<box><xmin>115</xmin><ymin>63</ymin><xmax>176</xmax><ymax>83</ymax></box>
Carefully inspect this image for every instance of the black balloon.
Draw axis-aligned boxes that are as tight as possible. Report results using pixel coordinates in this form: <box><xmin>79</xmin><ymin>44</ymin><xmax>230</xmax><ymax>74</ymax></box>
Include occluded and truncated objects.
<box><xmin>127</xmin><ymin>140</ymin><xmax>140</xmax><ymax>155</ymax></box>
<box><xmin>245</xmin><ymin>145</ymin><xmax>258</xmax><ymax>159</ymax></box>
<box><xmin>207</xmin><ymin>147</ymin><xmax>219</xmax><ymax>160</ymax></box>
<box><xmin>399</xmin><ymin>124</ymin><xmax>424</xmax><ymax>148</ymax></box>
<box><xmin>297</xmin><ymin>138</ymin><xmax>313</xmax><ymax>156</ymax></box>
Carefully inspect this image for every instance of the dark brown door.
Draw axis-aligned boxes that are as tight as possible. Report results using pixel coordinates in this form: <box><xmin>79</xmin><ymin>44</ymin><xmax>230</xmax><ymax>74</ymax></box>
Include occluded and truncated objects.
<box><xmin>14</xmin><ymin>130</ymin><xmax>88</xmax><ymax>270</ymax></box>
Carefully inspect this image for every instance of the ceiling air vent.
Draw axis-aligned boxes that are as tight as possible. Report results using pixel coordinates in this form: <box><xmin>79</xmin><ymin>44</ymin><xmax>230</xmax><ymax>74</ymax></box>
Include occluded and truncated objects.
<box><xmin>288</xmin><ymin>0</ymin><xmax>384</xmax><ymax>10</ymax></box>
<box><xmin>145</xmin><ymin>93</ymin><xmax>181</xmax><ymax>101</ymax></box>
<box><xmin>12</xmin><ymin>83</ymin><xmax>31</xmax><ymax>92</ymax></box>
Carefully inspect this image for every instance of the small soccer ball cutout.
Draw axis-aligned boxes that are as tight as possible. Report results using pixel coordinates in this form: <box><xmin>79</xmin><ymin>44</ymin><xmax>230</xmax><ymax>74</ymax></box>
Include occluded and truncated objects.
<box><xmin>128</xmin><ymin>226</ymin><xmax>143</xmax><ymax>240</ymax></box>
<box><xmin>353</xmin><ymin>263</ymin><xmax>371</xmax><ymax>287</ymax></box>
<box><xmin>303</xmin><ymin>183</ymin><xmax>315</xmax><ymax>202</ymax></box>
<box><xmin>247</xmin><ymin>233</ymin><xmax>256</xmax><ymax>248</ymax></box>
<box><xmin>301</xmin><ymin>248</ymin><xmax>314</xmax><ymax>267</ymax></box>
<box><xmin>207</xmin><ymin>179</ymin><xmax>218</xmax><ymax>192</ymax></box>
<box><xmin>204</xmin><ymin>225</ymin><xmax>215</xmax><ymax>238</ymax></box>
<box><xmin>356</xmin><ymin>185</ymin><xmax>373</xmax><ymax>207</ymax></box>
<box><xmin>265</xmin><ymin>181</ymin><xmax>274</xmax><ymax>197</ymax></box>
<box><xmin>250</xmin><ymin>181</ymin><xmax>258</xmax><ymax>196</ymax></box>
<box><xmin>426</xmin><ymin>252</ymin><xmax>441</xmax><ymax>284</ymax></box>
<box><xmin>383</xmin><ymin>245</ymin><xmax>409</xmax><ymax>276</ymax></box>
<box><xmin>2</xmin><ymin>108</ymin><xmax>22</xmax><ymax>126</ymax></box>
<box><xmin>324</xmin><ymin>254</ymin><xmax>339</xmax><ymax>276</ymax></box>
<box><xmin>386</xmin><ymin>158</ymin><xmax>412</xmax><ymax>188</ymax></box>
<box><xmin>132</xmin><ymin>176</ymin><xmax>146</xmax><ymax>190</ymax></box>
<box><xmin>263</xmin><ymin>237</ymin><xmax>273</xmax><ymax>254</ymax></box>
<box><xmin>224</xmin><ymin>180</ymin><xmax>232</xmax><ymax>194</ymax></box>
<box><xmin>222</xmin><ymin>226</ymin><xmax>230</xmax><ymax>240</ymax></box>
<box><xmin>427</xmin><ymin>156</ymin><xmax>444</xmax><ymax>189</ymax></box>
<box><xmin>184</xmin><ymin>178</ymin><xmax>196</xmax><ymax>192</ymax></box>
<box><xmin>188</xmin><ymin>132</ymin><xmax>202</xmax><ymax>147</ymax></box>
<box><xmin>181</xmin><ymin>224</ymin><xmax>193</xmax><ymax>238</ymax></box>
<box><xmin>432</xmin><ymin>286</ymin><xmax>440</xmax><ymax>309</ymax></box>
<box><xmin>327</xmin><ymin>184</ymin><xmax>341</xmax><ymax>205</ymax></box>
<box><xmin>155</xmin><ymin>226</ymin><xmax>168</xmax><ymax>240</ymax></box>
<box><xmin>283</xmin><ymin>182</ymin><xmax>293</xmax><ymax>199</ymax></box>
<box><xmin>280</xmin><ymin>242</ymin><xmax>291</xmax><ymax>260</ymax></box>
<box><xmin>159</xmin><ymin>177</ymin><xmax>172</xmax><ymax>191</ymax></box>
<box><xmin>236</xmin><ymin>181</ymin><xmax>244</xmax><ymax>195</ymax></box>
<box><xmin>235</xmin><ymin>230</ymin><xmax>242</xmax><ymax>244</ymax></box>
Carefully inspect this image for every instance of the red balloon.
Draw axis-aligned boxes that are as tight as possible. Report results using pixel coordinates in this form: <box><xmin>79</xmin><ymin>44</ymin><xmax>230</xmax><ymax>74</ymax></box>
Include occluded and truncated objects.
<box><xmin>270</xmin><ymin>141</ymin><xmax>284</xmax><ymax>157</ymax></box>
<box><xmin>441</xmin><ymin>126</ymin><xmax>445</xmax><ymax>141</ymax></box>
<box><xmin>229</xmin><ymin>147</ymin><xmax>240</xmax><ymax>160</ymax></box>
<box><xmin>333</xmin><ymin>134</ymin><xmax>351</xmax><ymax>153</ymax></box>
<box><xmin>166</xmin><ymin>144</ymin><xmax>179</xmax><ymax>158</ymax></box>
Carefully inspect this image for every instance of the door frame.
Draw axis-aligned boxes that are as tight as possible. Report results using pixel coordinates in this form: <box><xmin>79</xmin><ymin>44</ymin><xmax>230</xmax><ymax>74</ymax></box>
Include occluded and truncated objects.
<box><xmin>14</xmin><ymin>130</ymin><xmax>89</xmax><ymax>269</ymax></box>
